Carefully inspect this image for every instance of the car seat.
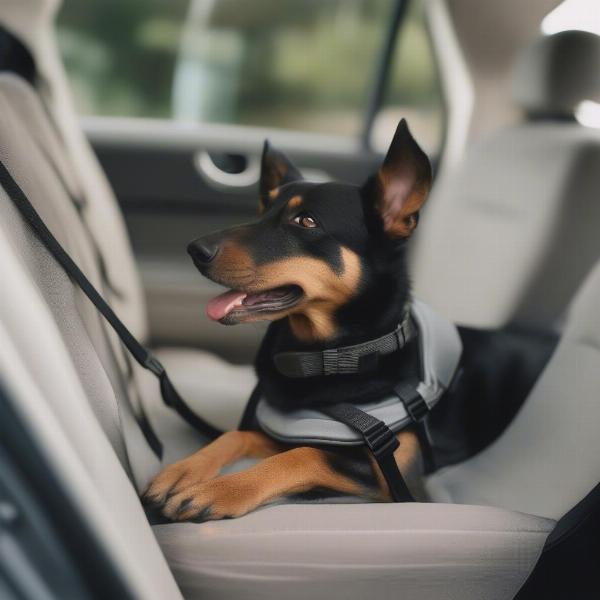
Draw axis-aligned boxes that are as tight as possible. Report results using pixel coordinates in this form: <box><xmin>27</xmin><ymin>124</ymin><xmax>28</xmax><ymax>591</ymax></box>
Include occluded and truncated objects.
<box><xmin>411</xmin><ymin>29</ymin><xmax>600</xmax><ymax>330</ymax></box>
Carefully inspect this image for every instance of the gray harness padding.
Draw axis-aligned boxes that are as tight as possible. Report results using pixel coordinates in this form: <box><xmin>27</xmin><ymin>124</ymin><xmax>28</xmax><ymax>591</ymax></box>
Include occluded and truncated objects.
<box><xmin>256</xmin><ymin>300</ymin><xmax>463</xmax><ymax>446</ymax></box>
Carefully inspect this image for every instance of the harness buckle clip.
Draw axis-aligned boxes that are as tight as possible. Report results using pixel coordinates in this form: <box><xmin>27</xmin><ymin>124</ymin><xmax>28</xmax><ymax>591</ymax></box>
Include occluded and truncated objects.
<box><xmin>394</xmin><ymin>382</ymin><xmax>429</xmax><ymax>422</ymax></box>
<box><xmin>363</xmin><ymin>421</ymin><xmax>400</xmax><ymax>459</ymax></box>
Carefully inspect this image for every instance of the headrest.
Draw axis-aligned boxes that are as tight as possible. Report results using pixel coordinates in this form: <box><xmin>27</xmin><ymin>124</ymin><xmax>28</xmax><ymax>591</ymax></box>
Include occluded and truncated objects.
<box><xmin>512</xmin><ymin>30</ymin><xmax>600</xmax><ymax>117</ymax></box>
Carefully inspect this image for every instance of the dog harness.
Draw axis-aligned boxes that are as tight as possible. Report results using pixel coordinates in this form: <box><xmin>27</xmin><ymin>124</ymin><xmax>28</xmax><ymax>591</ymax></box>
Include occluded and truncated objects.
<box><xmin>241</xmin><ymin>300</ymin><xmax>462</xmax><ymax>502</ymax></box>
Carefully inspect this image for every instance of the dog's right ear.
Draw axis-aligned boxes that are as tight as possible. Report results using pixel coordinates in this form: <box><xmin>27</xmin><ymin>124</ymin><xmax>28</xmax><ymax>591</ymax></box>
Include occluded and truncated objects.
<box><xmin>365</xmin><ymin>119</ymin><xmax>432</xmax><ymax>239</ymax></box>
<box><xmin>259</xmin><ymin>140</ymin><xmax>303</xmax><ymax>214</ymax></box>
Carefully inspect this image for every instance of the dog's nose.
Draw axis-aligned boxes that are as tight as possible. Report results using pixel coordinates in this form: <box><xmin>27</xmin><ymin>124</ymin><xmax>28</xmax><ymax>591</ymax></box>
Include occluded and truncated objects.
<box><xmin>187</xmin><ymin>239</ymin><xmax>219</xmax><ymax>264</ymax></box>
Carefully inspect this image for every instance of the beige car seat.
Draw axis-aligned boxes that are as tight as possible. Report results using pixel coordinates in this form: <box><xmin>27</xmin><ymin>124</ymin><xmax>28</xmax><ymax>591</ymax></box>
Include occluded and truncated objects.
<box><xmin>1</xmin><ymin>4</ymin><xmax>598</xmax><ymax>599</ymax></box>
<box><xmin>411</xmin><ymin>30</ymin><xmax>600</xmax><ymax>330</ymax></box>
<box><xmin>2</xmin><ymin>56</ymin><xmax>600</xmax><ymax>600</ymax></box>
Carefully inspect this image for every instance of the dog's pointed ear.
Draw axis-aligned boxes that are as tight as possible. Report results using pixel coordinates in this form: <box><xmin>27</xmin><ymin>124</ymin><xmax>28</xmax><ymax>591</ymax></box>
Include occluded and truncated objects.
<box><xmin>368</xmin><ymin>119</ymin><xmax>432</xmax><ymax>239</ymax></box>
<box><xmin>259</xmin><ymin>140</ymin><xmax>303</xmax><ymax>213</ymax></box>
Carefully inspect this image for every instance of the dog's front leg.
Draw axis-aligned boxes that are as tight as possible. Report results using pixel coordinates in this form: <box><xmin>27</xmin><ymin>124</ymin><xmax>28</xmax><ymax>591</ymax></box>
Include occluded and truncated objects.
<box><xmin>157</xmin><ymin>446</ymin><xmax>384</xmax><ymax>522</ymax></box>
<box><xmin>142</xmin><ymin>431</ymin><xmax>280</xmax><ymax>506</ymax></box>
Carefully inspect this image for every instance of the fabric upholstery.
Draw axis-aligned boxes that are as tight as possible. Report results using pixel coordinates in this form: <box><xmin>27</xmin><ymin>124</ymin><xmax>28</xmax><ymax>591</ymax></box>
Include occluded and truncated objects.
<box><xmin>411</xmin><ymin>123</ymin><xmax>600</xmax><ymax>329</ymax></box>
<box><xmin>427</xmin><ymin>261</ymin><xmax>600</xmax><ymax>520</ymax></box>
<box><xmin>411</xmin><ymin>27</ymin><xmax>600</xmax><ymax>330</ymax></box>
<box><xmin>154</xmin><ymin>503</ymin><xmax>553</xmax><ymax>600</ymax></box>
<box><xmin>0</xmin><ymin>215</ymin><xmax>183</xmax><ymax>600</ymax></box>
<box><xmin>0</xmin><ymin>0</ymin><xmax>147</xmax><ymax>338</ymax></box>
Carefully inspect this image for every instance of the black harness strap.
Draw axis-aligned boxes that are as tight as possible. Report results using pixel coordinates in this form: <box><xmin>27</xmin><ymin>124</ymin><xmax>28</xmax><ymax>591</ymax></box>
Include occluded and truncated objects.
<box><xmin>0</xmin><ymin>159</ymin><xmax>223</xmax><ymax>447</ymax></box>
<box><xmin>322</xmin><ymin>403</ymin><xmax>414</xmax><ymax>502</ymax></box>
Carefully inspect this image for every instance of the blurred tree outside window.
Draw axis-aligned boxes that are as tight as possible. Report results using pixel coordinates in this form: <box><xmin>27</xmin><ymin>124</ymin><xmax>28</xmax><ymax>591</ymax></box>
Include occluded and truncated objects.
<box><xmin>58</xmin><ymin>0</ymin><xmax>442</xmax><ymax>151</ymax></box>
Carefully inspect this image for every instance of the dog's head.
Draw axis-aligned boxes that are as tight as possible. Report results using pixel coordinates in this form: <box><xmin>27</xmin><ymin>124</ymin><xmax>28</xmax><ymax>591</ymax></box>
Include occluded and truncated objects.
<box><xmin>188</xmin><ymin>119</ymin><xmax>431</xmax><ymax>343</ymax></box>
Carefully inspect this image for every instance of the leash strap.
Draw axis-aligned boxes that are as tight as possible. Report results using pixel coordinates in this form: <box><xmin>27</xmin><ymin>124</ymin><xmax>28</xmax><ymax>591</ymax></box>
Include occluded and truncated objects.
<box><xmin>322</xmin><ymin>403</ymin><xmax>414</xmax><ymax>502</ymax></box>
<box><xmin>273</xmin><ymin>317</ymin><xmax>415</xmax><ymax>378</ymax></box>
<box><xmin>0</xmin><ymin>159</ymin><xmax>224</xmax><ymax>450</ymax></box>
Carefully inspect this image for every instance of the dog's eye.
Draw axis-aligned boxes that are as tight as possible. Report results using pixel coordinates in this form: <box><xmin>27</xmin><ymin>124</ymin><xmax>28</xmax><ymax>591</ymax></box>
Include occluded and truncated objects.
<box><xmin>292</xmin><ymin>212</ymin><xmax>318</xmax><ymax>229</ymax></box>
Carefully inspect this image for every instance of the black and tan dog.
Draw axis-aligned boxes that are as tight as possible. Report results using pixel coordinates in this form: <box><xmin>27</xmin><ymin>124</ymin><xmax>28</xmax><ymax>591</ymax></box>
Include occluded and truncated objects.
<box><xmin>144</xmin><ymin>119</ymin><xmax>432</xmax><ymax>521</ymax></box>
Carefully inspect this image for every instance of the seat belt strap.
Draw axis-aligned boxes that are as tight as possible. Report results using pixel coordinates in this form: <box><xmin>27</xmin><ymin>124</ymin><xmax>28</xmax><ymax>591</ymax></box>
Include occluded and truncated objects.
<box><xmin>0</xmin><ymin>159</ymin><xmax>223</xmax><ymax>449</ymax></box>
<box><xmin>31</xmin><ymin>129</ymin><xmax>164</xmax><ymax>458</ymax></box>
<box><xmin>322</xmin><ymin>403</ymin><xmax>414</xmax><ymax>502</ymax></box>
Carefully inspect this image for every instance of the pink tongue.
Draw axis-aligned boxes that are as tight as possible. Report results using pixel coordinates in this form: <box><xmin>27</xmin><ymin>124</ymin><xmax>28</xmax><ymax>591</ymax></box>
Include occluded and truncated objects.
<box><xmin>206</xmin><ymin>290</ymin><xmax>247</xmax><ymax>321</ymax></box>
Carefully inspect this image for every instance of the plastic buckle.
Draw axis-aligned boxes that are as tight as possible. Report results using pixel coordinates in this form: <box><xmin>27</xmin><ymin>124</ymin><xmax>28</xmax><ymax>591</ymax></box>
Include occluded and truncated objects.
<box><xmin>363</xmin><ymin>421</ymin><xmax>400</xmax><ymax>459</ymax></box>
<box><xmin>405</xmin><ymin>393</ymin><xmax>429</xmax><ymax>422</ymax></box>
<box><xmin>394</xmin><ymin>383</ymin><xmax>429</xmax><ymax>422</ymax></box>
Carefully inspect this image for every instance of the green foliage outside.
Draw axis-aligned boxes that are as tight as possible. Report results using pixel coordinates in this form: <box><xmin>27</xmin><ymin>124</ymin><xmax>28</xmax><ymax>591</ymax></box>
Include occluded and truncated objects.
<box><xmin>57</xmin><ymin>0</ymin><xmax>441</xmax><ymax>141</ymax></box>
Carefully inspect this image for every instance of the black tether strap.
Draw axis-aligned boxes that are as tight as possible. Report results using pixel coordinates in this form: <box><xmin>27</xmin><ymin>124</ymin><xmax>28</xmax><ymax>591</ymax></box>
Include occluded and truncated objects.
<box><xmin>273</xmin><ymin>317</ymin><xmax>415</xmax><ymax>378</ymax></box>
<box><xmin>322</xmin><ymin>403</ymin><xmax>414</xmax><ymax>502</ymax></box>
<box><xmin>0</xmin><ymin>160</ymin><xmax>223</xmax><ymax>448</ymax></box>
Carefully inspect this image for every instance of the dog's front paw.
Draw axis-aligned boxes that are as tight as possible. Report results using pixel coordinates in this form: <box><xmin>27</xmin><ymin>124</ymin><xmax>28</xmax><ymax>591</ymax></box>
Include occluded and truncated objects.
<box><xmin>159</xmin><ymin>472</ymin><xmax>261</xmax><ymax>522</ymax></box>
<box><xmin>142</xmin><ymin>452</ymin><xmax>220</xmax><ymax>508</ymax></box>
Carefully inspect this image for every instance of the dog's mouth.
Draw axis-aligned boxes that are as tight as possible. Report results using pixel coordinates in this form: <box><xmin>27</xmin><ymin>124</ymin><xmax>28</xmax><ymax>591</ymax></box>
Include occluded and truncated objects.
<box><xmin>206</xmin><ymin>284</ymin><xmax>304</xmax><ymax>324</ymax></box>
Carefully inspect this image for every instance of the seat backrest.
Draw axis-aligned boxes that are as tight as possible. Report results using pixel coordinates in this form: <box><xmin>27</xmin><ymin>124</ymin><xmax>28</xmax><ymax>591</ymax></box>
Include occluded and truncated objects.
<box><xmin>427</xmin><ymin>257</ymin><xmax>600</xmax><ymax>520</ymax></box>
<box><xmin>0</xmin><ymin>198</ymin><xmax>181</xmax><ymax>600</ymax></box>
<box><xmin>411</xmin><ymin>30</ymin><xmax>600</xmax><ymax>330</ymax></box>
<box><xmin>0</xmin><ymin>73</ymin><xmax>161</xmax><ymax>487</ymax></box>
<box><xmin>0</xmin><ymin>0</ymin><xmax>148</xmax><ymax>340</ymax></box>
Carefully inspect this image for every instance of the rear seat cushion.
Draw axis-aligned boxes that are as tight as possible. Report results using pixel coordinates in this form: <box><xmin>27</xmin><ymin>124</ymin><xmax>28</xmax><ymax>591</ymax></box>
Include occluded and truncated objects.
<box><xmin>153</xmin><ymin>503</ymin><xmax>553</xmax><ymax>600</ymax></box>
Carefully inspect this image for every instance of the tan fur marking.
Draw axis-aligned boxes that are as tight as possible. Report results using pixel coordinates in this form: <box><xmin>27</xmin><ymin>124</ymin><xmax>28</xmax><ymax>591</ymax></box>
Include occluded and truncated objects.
<box><xmin>144</xmin><ymin>431</ymin><xmax>279</xmax><ymax>504</ymax></box>
<box><xmin>212</xmin><ymin>242</ymin><xmax>362</xmax><ymax>341</ymax></box>
<box><xmin>259</xmin><ymin>186</ymin><xmax>280</xmax><ymax>214</ymax></box>
<box><xmin>161</xmin><ymin>446</ymin><xmax>365</xmax><ymax>521</ymax></box>
<box><xmin>287</xmin><ymin>195</ymin><xmax>303</xmax><ymax>209</ymax></box>
<box><xmin>148</xmin><ymin>427</ymin><xmax>424</xmax><ymax>521</ymax></box>
<box><xmin>211</xmin><ymin>239</ymin><xmax>256</xmax><ymax>286</ymax></box>
<box><xmin>257</xmin><ymin>246</ymin><xmax>362</xmax><ymax>341</ymax></box>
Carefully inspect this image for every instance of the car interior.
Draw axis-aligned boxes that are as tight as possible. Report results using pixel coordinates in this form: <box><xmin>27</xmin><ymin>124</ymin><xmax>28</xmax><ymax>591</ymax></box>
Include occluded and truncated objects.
<box><xmin>0</xmin><ymin>0</ymin><xmax>599</xmax><ymax>599</ymax></box>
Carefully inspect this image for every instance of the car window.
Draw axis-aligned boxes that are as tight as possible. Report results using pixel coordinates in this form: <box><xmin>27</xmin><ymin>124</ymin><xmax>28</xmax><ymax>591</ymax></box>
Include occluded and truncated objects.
<box><xmin>58</xmin><ymin>0</ymin><xmax>442</xmax><ymax>150</ymax></box>
<box><xmin>372</xmin><ymin>0</ymin><xmax>443</xmax><ymax>153</ymax></box>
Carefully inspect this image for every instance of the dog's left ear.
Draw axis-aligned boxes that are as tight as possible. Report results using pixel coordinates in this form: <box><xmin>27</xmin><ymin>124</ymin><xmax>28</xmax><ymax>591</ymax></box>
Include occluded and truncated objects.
<box><xmin>259</xmin><ymin>140</ymin><xmax>303</xmax><ymax>214</ymax></box>
<box><xmin>368</xmin><ymin>119</ymin><xmax>432</xmax><ymax>239</ymax></box>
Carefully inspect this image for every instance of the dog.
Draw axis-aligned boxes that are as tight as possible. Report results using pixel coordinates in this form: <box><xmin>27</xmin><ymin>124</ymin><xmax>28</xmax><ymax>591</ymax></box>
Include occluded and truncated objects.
<box><xmin>143</xmin><ymin>119</ymin><xmax>432</xmax><ymax>522</ymax></box>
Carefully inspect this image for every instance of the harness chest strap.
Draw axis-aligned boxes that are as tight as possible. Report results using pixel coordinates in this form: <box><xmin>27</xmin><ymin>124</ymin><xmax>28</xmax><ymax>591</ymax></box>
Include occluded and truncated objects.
<box><xmin>321</xmin><ymin>403</ymin><xmax>415</xmax><ymax>502</ymax></box>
